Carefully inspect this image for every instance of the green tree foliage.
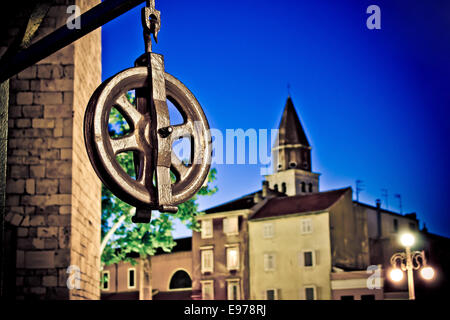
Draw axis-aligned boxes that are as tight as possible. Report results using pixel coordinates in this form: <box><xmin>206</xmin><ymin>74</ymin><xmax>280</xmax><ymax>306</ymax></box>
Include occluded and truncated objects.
<box><xmin>101</xmin><ymin>92</ymin><xmax>217</xmax><ymax>266</ymax></box>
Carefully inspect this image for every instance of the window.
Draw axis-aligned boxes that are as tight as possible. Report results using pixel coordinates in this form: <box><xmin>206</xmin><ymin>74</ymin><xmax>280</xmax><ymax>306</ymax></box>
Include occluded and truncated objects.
<box><xmin>409</xmin><ymin>222</ymin><xmax>416</xmax><ymax>230</ymax></box>
<box><xmin>341</xmin><ymin>295</ymin><xmax>354</xmax><ymax>300</ymax></box>
<box><xmin>201</xmin><ymin>248</ymin><xmax>214</xmax><ymax>273</ymax></box>
<box><xmin>300</xmin><ymin>218</ymin><xmax>313</xmax><ymax>234</ymax></box>
<box><xmin>299</xmin><ymin>250</ymin><xmax>316</xmax><ymax>267</ymax></box>
<box><xmin>281</xmin><ymin>182</ymin><xmax>287</xmax><ymax>193</ymax></box>
<box><xmin>226</xmin><ymin>280</ymin><xmax>240</xmax><ymax>300</ymax></box>
<box><xmin>289</xmin><ymin>161</ymin><xmax>297</xmax><ymax>168</ymax></box>
<box><xmin>263</xmin><ymin>223</ymin><xmax>274</xmax><ymax>238</ymax></box>
<box><xmin>201</xmin><ymin>280</ymin><xmax>214</xmax><ymax>300</ymax></box>
<box><xmin>361</xmin><ymin>294</ymin><xmax>375</xmax><ymax>301</ymax></box>
<box><xmin>393</xmin><ymin>219</ymin><xmax>398</xmax><ymax>233</ymax></box>
<box><xmin>308</xmin><ymin>183</ymin><xmax>313</xmax><ymax>192</ymax></box>
<box><xmin>101</xmin><ymin>271</ymin><xmax>110</xmax><ymax>291</ymax></box>
<box><xmin>223</xmin><ymin>216</ymin><xmax>239</xmax><ymax>235</ymax></box>
<box><xmin>201</xmin><ymin>219</ymin><xmax>213</xmax><ymax>239</ymax></box>
<box><xmin>264</xmin><ymin>253</ymin><xmax>276</xmax><ymax>271</ymax></box>
<box><xmin>226</xmin><ymin>245</ymin><xmax>240</xmax><ymax>271</ymax></box>
<box><xmin>169</xmin><ymin>270</ymin><xmax>192</xmax><ymax>290</ymax></box>
<box><xmin>304</xmin><ymin>251</ymin><xmax>314</xmax><ymax>267</ymax></box>
<box><xmin>301</xmin><ymin>182</ymin><xmax>306</xmax><ymax>192</ymax></box>
<box><xmin>127</xmin><ymin>268</ymin><xmax>136</xmax><ymax>289</ymax></box>
<box><xmin>266</xmin><ymin>289</ymin><xmax>278</xmax><ymax>300</ymax></box>
<box><xmin>304</xmin><ymin>286</ymin><xmax>316</xmax><ymax>300</ymax></box>
<box><xmin>274</xmin><ymin>184</ymin><xmax>278</xmax><ymax>191</ymax></box>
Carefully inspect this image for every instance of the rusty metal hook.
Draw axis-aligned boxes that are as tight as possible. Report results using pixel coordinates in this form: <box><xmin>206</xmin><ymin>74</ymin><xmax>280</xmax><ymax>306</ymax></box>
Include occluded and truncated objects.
<box><xmin>142</xmin><ymin>0</ymin><xmax>160</xmax><ymax>53</ymax></box>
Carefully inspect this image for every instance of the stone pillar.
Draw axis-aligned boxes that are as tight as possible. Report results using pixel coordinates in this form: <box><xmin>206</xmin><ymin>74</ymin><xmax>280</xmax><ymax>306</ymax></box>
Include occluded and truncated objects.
<box><xmin>4</xmin><ymin>0</ymin><xmax>102</xmax><ymax>299</ymax></box>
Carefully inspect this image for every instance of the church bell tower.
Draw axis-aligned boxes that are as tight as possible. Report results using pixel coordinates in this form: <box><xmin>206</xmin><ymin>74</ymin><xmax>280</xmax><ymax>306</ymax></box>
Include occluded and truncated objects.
<box><xmin>265</xmin><ymin>96</ymin><xmax>320</xmax><ymax>196</ymax></box>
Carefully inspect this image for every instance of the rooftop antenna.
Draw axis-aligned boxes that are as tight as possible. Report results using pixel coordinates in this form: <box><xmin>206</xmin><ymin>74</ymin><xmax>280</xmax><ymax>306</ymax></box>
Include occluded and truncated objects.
<box><xmin>355</xmin><ymin>179</ymin><xmax>364</xmax><ymax>202</ymax></box>
<box><xmin>287</xmin><ymin>83</ymin><xmax>291</xmax><ymax>97</ymax></box>
<box><xmin>394</xmin><ymin>193</ymin><xmax>402</xmax><ymax>214</ymax></box>
<box><xmin>381</xmin><ymin>188</ymin><xmax>388</xmax><ymax>209</ymax></box>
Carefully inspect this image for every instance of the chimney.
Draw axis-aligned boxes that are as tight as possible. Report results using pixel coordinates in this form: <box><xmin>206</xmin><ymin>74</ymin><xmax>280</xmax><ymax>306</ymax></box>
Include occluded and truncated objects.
<box><xmin>376</xmin><ymin>199</ymin><xmax>382</xmax><ymax>239</ymax></box>
<box><xmin>254</xmin><ymin>192</ymin><xmax>262</xmax><ymax>203</ymax></box>
<box><xmin>262</xmin><ymin>181</ymin><xmax>269</xmax><ymax>198</ymax></box>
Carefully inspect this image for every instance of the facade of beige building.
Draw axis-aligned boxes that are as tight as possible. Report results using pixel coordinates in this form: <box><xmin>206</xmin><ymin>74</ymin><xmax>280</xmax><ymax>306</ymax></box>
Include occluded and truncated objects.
<box><xmin>249</xmin><ymin>210</ymin><xmax>332</xmax><ymax>299</ymax></box>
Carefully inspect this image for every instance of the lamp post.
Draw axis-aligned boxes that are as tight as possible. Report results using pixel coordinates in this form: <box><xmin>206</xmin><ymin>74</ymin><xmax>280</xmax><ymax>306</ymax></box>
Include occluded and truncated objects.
<box><xmin>389</xmin><ymin>233</ymin><xmax>435</xmax><ymax>300</ymax></box>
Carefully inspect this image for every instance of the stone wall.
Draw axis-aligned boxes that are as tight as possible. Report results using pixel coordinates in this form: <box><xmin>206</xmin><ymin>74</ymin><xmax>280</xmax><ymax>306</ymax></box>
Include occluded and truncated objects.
<box><xmin>4</xmin><ymin>0</ymin><xmax>102</xmax><ymax>299</ymax></box>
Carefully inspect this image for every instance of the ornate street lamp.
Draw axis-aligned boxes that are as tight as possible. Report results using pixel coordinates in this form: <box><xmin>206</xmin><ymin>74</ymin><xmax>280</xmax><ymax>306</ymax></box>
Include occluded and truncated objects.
<box><xmin>389</xmin><ymin>232</ymin><xmax>435</xmax><ymax>300</ymax></box>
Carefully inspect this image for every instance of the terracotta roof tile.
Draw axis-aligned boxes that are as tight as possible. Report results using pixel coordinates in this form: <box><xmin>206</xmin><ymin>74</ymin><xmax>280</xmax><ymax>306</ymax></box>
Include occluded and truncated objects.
<box><xmin>250</xmin><ymin>188</ymin><xmax>350</xmax><ymax>220</ymax></box>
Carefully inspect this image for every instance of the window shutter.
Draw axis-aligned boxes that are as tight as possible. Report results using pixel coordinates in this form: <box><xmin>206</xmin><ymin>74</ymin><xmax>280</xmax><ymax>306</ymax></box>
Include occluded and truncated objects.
<box><xmin>223</xmin><ymin>218</ymin><xmax>229</xmax><ymax>234</ymax></box>
<box><xmin>264</xmin><ymin>253</ymin><xmax>275</xmax><ymax>271</ymax></box>
<box><xmin>298</xmin><ymin>252</ymin><xmax>303</xmax><ymax>267</ymax></box>
<box><xmin>299</xmin><ymin>288</ymin><xmax>305</xmax><ymax>300</ymax></box>
<box><xmin>201</xmin><ymin>250</ymin><xmax>214</xmax><ymax>273</ymax></box>
<box><xmin>201</xmin><ymin>220</ymin><xmax>212</xmax><ymax>239</ymax></box>
<box><xmin>263</xmin><ymin>223</ymin><xmax>274</xmax><ymax>238</ymax></box>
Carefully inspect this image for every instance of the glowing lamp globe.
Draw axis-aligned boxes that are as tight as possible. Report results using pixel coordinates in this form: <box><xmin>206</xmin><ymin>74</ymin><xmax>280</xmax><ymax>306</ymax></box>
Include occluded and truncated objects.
<box><xmin>390</xmin><ymin>268</ymin><xmax>404</xmax><ymax>282</ymax></box>
<box><xmin>421</xmin><ymin>266</ymin><xmax>435</xmax><ymax>280</ymax></box>
<box><xmin>400</xmin><ymin>233</ymin><xmax>415</xmax><ymax>247</ymax></box>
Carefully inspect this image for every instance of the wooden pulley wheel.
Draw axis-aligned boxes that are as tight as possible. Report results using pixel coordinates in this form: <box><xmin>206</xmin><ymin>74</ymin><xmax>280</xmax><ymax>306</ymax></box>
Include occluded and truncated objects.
<box><xmin>84</xmin><ymin>62</ymin><xmax>212</xmax><ymax>213</ymax></box>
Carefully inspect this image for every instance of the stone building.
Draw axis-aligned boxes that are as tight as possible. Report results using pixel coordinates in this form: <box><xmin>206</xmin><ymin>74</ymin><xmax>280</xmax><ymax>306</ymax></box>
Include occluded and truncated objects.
<box><xmin>1</xmin><ymin>0</ymin><xmax>102</xmax><ymax>299</ymax></box>
<box><xmin>191</xmin><ymin>96</ymin><xmax>434</xmax><ymax>300</ymax></box>
<box><xmin>101</xmin><ymin>237</ymin><xmax>193</xmax><ymax>300</ymax></box>
<box><xmin>99</xmin><ymin>95</ymin><xmax>447</xmax><ymax>301</ymax></box>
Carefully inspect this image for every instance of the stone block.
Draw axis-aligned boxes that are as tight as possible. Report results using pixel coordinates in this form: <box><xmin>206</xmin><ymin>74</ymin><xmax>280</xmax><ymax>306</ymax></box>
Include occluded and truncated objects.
<box><xmin>17</xmin><ymin>66</ymin><xmax>37</xmax><ymax>79</ymax></box>
<box><xmin>16</xmin><ymin>119</ymin><xmax>31</xmax><ymax>128</ymax></box>
<box><xmin>44</xmin><ymin>104</ymin><xmax>72</xmax><ymax>118</ymax></box>
<box><xmin>26</xmin><ymin>179</ymin><xmax>35</xmax><ymax>194</ymax></box>
<box><xmin>30</xmin><ymin>165</ymin><xmax>45</xmax><ymax>178</ymax></box>
<box><xmin>46</xmin><ymin>194</ymin><xmax>71</xmax><ymax>206</ymax></box>
<box><xmin>60</xmin><ymin>149</ymin><xmax>72</xmax><ymax>160</ymax></box>
<box><xmin>10</xmin><ymin>165</ymin><xmax>28</xmax><ymax>178</ymax></box>
<box><xmin>37</xmin><ymin>227</ymin><xmax>58</xmax><ymax>238</ymax></box>
<box><xmin>36</xmin><ymin>179</ymin><xmax>59</xmax><ymax>194</ymax></box>
<box><xmin>32</xmin><ymin>238</ymin><xmax>45</xmax><ymax>249</ymax></box>
<box><xmin>32</xmin><ymin>119</ymin><xmax>55</xmax><ymax>128</ymax></box>
<box><xmin>16</xmin><ymin>92</ymin><xmax>34</xmax><ymax>105</ymax></box>
<box><xmin>59</xmin><ymin>179</ymin><xmax>71</xmax><ymax>193</ymax></box>
<box><xmin>46</xmin><ymin>161</ymin><xmax>71</xmax><ymax>177</ymax></box>
<box><xmin>25</xmin><ymin>251</ymin><xmax>55</xmax><ymax>269</ymax></box>
<box><xmin>43</xmin><ymin>276</ymin><xmax>57</xmax><ymax>287</ymax></box>
<box><xmin>59</xmin><ymin>206</ymin><xmax>71</xmax><ymax>215</ymax></box>
<box><xmin>6</xmin><ymin>179</ymin><xmax>25</xmax><ymax>193</ymax></box>
<box><xmin>22</xmin><ymin>105</ymin><xmax>43</xmax><ymax>118</ymax></box>
<box><xmin>34</xmin><ymin>92</ymin><xmax>63</xmax><ymax>104</ymax></box>
<box><xmin>54</xmin><ymin>250</ymin><xmax>70</xmax><ymax>268</ymax></box>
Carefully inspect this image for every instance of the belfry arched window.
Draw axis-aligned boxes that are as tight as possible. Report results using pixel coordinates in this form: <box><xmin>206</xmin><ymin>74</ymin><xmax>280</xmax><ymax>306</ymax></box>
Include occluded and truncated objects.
<box><xmin>281</xmin><ymin>182</ymin><xmax>287</xmax><ymax>193</ymax></box>
<box><xmin>301</xmin><ymin>182</ymin><xmax>306</xmax><ymax>193</ymax></box>
<box><xmin>169</xmin><ymin>270</ymin><xmax>192</xmax><ymax>290</ymax></box>
<box><xmin>308</xmin><ymin>183</ymin><xmax>313</xmax><ymax>193</ymax></box>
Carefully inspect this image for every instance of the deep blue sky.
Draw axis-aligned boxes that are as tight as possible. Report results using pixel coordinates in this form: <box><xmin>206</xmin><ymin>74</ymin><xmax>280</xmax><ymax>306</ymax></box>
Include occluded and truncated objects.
<box><xmin>102</xmin><ymin>0</ymin><xmax>450</xmax><ymax>238</ymax></box>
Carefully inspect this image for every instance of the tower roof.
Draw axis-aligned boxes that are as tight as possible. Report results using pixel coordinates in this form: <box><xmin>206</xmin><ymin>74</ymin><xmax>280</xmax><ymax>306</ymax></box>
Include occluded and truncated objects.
<box><xmin>277</xmin><ymin>97</ymin><xmax>310</xmax><ymax>147</ymax></box>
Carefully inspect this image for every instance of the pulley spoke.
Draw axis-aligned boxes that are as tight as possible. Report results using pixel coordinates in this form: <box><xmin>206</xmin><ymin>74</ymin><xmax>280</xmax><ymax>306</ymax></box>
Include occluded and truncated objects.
<box><xmin>170</xmin><ymin>122</ymin><xmax>193</xmax><ymax>143</ymax></box>
<box><xmin>110</xmin><ymin>134</ymin><xmax>140</xmax><ymax>155</ymax></box>
<box><xmin>171</xmin><ymin>151</ymin><xmax>189</xmax><ymax>181</ymax></box>
<box><xmin>115</xmin><ymin>94</ymin><xmax>143</xmax><ymax>126</ymax></box>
